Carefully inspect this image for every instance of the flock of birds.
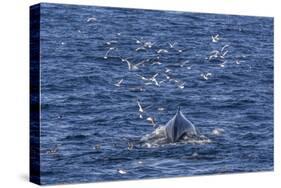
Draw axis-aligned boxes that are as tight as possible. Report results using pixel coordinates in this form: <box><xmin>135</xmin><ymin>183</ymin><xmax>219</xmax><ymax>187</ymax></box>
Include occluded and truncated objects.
<box><xmin>47</xmin><ymin>16</ymin><xmax>247</xmax><ymax>175</ymax></box>
<box><xmin>103</xmin><ymin>38</ymin><xmax>190</xmax><ymax>128</ymax></box>
<box><xmin>99</xmin><ymin>30</ymin><xmax>245</xmax><ymax>132</ymax></box>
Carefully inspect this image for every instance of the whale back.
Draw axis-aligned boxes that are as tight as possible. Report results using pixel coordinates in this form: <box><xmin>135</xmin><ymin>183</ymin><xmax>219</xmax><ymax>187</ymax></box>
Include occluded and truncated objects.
<box><xmin>165</xmin><ymin>108</ymin><xmax>197</xmax><ymax>142</ymax></box>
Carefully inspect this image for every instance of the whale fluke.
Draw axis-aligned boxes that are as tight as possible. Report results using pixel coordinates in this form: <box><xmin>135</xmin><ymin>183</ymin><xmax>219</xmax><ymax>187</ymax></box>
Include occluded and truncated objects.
<box><xmin>165</xmin><ymin>107</ymin><xmax>197</xmax><ymax>142</ymax></box>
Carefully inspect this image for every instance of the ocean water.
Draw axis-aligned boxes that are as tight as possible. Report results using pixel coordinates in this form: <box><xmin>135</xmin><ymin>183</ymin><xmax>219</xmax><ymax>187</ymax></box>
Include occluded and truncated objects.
<box><xmin>38</xmin><ymin>3</ymin><xmax>273</xmax><ymax>185</ymax></box>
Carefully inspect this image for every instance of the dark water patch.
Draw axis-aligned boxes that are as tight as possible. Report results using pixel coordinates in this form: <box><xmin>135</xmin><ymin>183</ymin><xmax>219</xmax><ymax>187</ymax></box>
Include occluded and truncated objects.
<box><xmin>60</xmin><ymin>134</ymin><xmax>89</xmax><ymax>141</ymax></box>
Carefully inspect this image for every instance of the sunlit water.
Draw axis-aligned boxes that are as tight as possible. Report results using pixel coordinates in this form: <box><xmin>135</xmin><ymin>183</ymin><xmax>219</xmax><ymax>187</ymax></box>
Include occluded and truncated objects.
<box><xmin>37</xmin><ymin>3</ymin><xmax>273</xmax><ymax>185</ymax></box>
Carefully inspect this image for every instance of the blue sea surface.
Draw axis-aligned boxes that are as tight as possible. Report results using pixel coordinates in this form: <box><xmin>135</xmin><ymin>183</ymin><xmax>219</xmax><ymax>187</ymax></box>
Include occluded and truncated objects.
<box><xmin>38</xmin><ymin>3</ymin><xmax>273</xmax><ymax>185</ymax></box>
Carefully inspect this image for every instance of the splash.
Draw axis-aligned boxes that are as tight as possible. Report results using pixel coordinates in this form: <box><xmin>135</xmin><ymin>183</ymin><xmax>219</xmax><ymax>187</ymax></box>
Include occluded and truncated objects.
<box><xmin>140</xmin><ymin>126</ymin><xmax>211</xmax><ymax>148</ymax></box>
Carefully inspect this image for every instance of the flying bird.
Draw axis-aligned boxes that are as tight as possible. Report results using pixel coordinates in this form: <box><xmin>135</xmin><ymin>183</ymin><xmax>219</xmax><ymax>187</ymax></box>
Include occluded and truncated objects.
<box><xmin>221</xmin><ymin>44</ymin><xmax>230</xmax><ymax>52</ymax></box>
<box><xmin>176</xmin><ymin>82</ymin><xmax>185</xmax><ymax>89</ymax></box>
<box><xmin>137</xmin><ymin>73</ymin><xmax>160</xmax><ymax>86</ymax></box>
<box><xmin>135</xmin><ymin>46</ymin><xmax>146</xmax><ymax>52</ymax></box>
<box><xmin>104</xmin><ymin>47</ymin><xmax>115</xmax><ymax>59</ymax></box>
<box><xmin>212</xmin><ymin>34</ymin><xmax>220</xmax><ymax>42</ymax></box>
<box><xmin>137</xmin><ymin>100</ymin><xmax>144</xmax><ymax>113</ymax></box>
<box><xmin>157</xmin><ymin>49</ymin><xmax>168</xmax><ymax>54</ymax></box>
<box><xmin>144</xmin><ymin>41</ymin><xmax>155</xmax><ymax>48</ymax></box>
<box><xmin>168</xmin><ymin>42</ymin><xmax>177</xmax><ymax>48</ymax></box>
<box><xmin>121</xmin><ymin>58</ymin><xmax>145</xmax><ymax>71</ymax></box>
<box><xmin>114</xmin><ymin>79</ymin><xmax>124</xmax><ymax>87</ymax></box>
<box><xmin>201</xmin><ymin>72</ymin><xmax>212</xmax><ymax>80</ymax></box>
<box><xmin>87</xmin><ymin>17</ymin><xmax>97</xmax><ymax>22</ymax></box>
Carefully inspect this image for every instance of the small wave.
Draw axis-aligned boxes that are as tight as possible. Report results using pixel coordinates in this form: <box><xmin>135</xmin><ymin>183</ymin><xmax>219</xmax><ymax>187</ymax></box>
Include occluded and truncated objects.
<box><xmin>140</xmin><ymin>126</ymin><xmax>211</xmax><ymax>148</ymax></box>
<box><xmin>180</xmin><ymin>136</ymin><xmax>212</xmax><ymax>144</ymax></box>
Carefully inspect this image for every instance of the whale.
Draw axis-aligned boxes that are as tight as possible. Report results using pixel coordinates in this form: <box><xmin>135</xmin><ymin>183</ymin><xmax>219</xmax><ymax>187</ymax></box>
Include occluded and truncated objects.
<box><xmin>164</xmin><ymin>107</ymin><xmax>198</xmax><ymax>142</ymax></box>
<box><xmin>140</xmin><ymin>107</ymin><xmax>200</xmax><ymax>145</ymax></box>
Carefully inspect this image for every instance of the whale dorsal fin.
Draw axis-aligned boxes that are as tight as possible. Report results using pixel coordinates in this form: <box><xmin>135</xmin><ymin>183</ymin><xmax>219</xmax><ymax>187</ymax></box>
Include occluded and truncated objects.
<box><xmin>177</xmin><ymin>106</ymin><xmax>181</xmax><ymax>113</ymax></box>
<box><xmin>165</xmin><ymin>107</ymin><xmax>198</xmax><ymax>142</ymax></box>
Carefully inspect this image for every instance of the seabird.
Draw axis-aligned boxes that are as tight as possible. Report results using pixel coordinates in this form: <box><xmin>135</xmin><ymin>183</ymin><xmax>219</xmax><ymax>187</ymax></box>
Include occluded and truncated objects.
<box><xmin>94</xmin><ymin>144</ymin><xmax>101</xmax><ymax>150</ymax></box>
<box><xmin>165</xmin><ymin>68</ymin><xmax>171</xmax><ymax>73</ymax></box>
<box><xmin>114</xmin><ymin>79</ymin><xmax>124</xmax><ymax>87</ymax></box>
<box><xmin>106</xmin><ymin>40</ymin><xmax>118</xmax><ymax>45</ymax></box>
<box><xmin>157</xmin><ymin>49</ymin><xmax>168</xmax><ymax>54</ymax></box>
<box><xmin>212</xmin><ymin>34</ymin><xmax>220</xmax><ymax>42</ymax></box>
<box><xmin>137</xmin><ymin>100</ymin><xmax>144</xmax><ymax>113</ymax></box>
<box><xmin>163</xmin><ymin>73</ymin><xmax>170</xmax><ymax>80</ymax></box>
<box><xmin>104</xmin><ymin>47</ymin><xmax>115</xmax><ymax>59</ymax></box>
<box><xmin>201</xmin><ymin>72</ymin><xmax>212</xmax><ymax>80</ymax></box>
<box><xmin>121</xmin><ymin>58</ymin><xmax>145</xmax><ymax>71</ymax></box>
<box><xmin>87</xmin><ymin>17</ymin><xmax>97</xmax><ymax>22</ymax></box>
<box><xmin>144</xmin><ymin>41</ymin><xmax>155</xmax><ymax>48</ymax></box>
<box><xmin>117</xmin><ymin>169</ymin><xmax>127</xmax><ymax>174</ymax></box>
<box><xmin>137</xmin><ymin>73</ymin><xmax>160</xmax><ymax>86</ymax></box>
<box><xmin>177</xmin><ymin>82</ymin><xmax>185</xmax><ymax>89</ymax></box>
<box><xmin>168</xmin><ymin>42</ymin><xmax>177</xmax><ymax>48</ymax></box>
<box><xmin>151</xmin><ymin>61</ymin><xmax>162</xmax><ymax>65</ymax></box>
<box><xmin>221</xmin><ymin>44</ymin><xmax>230</xmax><ymax>52</ymax></box>
<box><xmin>135</xmin><ymin>46</ymin><xmax>146</xmax><ymax>52</ymax></box>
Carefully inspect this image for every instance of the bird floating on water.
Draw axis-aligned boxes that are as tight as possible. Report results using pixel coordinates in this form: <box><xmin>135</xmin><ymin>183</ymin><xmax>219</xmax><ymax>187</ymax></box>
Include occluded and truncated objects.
<box><xmin>158</xmin><ymin>107</ymin><xmax>165</xmax><ymax>111</ymax></box>
<box><xmin>146</xmin><ymin>116</ymin><xmax>157</xmax><ymax>127</ymax></box>
<box><xmin>94</xmin><ymin>144</ymin><xmax>101</xmax><ymax>150</ymax></box>
<box><xmin>219</xmin><ymin>61</ymin><xmax>227</xmax><ymax>68</ymax></box>
<box><xmin>106</xmin><ymin>40</ymin><xmax>118</xmax><ymax>45</ymax></box>
<box><xmin>117</xmin><ymin>169</ymin><xmax>127</xmax><ymax>174</ymax></box>
<box><xmin>46</xmin><ymin>144</ymin><xmax>59</xmax><ymax>154</ymax></box>
<box><xmin>165</xmin><ymin>68</ymin><xmax>171</xmax><ymax>73</ymax></box>
<box><xmin>134</xmin><ymin>37</ymin><xmax>143</xmax><ymax>44</ymax></box>
<box><xmin>151</xmin><ymin>61</ymin><xmax>162</xmax><ymax>65</ymax></box>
